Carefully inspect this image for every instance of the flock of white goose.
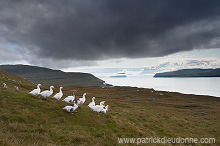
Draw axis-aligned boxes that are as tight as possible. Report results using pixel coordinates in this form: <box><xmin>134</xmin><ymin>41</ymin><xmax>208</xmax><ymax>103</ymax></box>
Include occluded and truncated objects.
<box><xmin>29</xmin><ymin>84</ymin><xmax>109</xmax><ymax>114</ymax></box>
<box><xmin>1</xmin><ymin>81</ymin><xmax>19</xmax><ymax>91</ymax></box>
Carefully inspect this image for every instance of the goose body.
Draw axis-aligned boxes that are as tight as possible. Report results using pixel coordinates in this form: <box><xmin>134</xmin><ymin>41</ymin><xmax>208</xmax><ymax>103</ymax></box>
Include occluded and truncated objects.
<box><xmin>62</xmin><ymin>91</ymin><xmax>75</xmax><ymax>104</ymax></box>
<box><xmin>88</xmin><ymin>97</ymin><xmax>96</xmax><ymax>108</ymax></box>
<box><xmin>39</xmin><ymin>86</ymin><xmax>54</xmax><ymax>98</ymax></box>
<box><xmin>29</xmin><ymin>84</ymin><xmax>41</xmax><ymax>96</ymax></box>
<box><xmin>63</xmin><ymin>102</ymin><xmax>78</xmax><ymax>113</ymax></box>
<box><xmin>77</xmin><ymin>93</ymin><xmax>86</xmax><ymax>105</ymax></box>
<box><xmin>89</xmin><ymin>105</ymin><xmax>104</xmax><ymax>113</ymax></box>
<box><xmin>53</xmin><ymin>87</ymin><xmax>63</xmax><ymax>100</ymax></box>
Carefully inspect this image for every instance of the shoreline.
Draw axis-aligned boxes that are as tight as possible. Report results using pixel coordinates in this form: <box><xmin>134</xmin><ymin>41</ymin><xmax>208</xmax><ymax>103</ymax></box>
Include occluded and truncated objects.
<box><xmin>110</xmin><ymin>85</ymin><xmax>220</xmax><ymax>98</ymax></box>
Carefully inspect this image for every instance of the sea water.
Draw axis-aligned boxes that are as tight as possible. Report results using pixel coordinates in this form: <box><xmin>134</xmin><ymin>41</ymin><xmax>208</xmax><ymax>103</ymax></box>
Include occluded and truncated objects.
<box><xmin>100</xmin><ymin>75</ymin><xmax>220</xmax><ymax>97</ymax></box>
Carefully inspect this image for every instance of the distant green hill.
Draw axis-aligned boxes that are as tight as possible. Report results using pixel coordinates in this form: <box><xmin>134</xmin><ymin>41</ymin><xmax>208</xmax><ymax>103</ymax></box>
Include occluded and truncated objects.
<box><xmin>154</xmin><ymin>68</ymin><xmax>220</xmax><ymax>77</ymax></box>
<box><xmin>0</xmin><ymin>65</ymin><xmax>105</xmax><ymax>86</ymax></box>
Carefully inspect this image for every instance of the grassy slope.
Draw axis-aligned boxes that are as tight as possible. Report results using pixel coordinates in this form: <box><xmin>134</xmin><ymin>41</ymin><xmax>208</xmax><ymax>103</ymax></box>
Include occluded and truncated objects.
<box><xmin>0</xmin><ymin>71</ymin><xmax>220</xmax><ymax>145</ymax></box>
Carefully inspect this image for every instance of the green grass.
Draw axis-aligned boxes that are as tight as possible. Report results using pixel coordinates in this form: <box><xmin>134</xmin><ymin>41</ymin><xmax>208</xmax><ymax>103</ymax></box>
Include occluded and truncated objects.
<box><xmin>0</xmin><ymin>70</ymin><xmax>220</xmax><ymax>145</ymax></box>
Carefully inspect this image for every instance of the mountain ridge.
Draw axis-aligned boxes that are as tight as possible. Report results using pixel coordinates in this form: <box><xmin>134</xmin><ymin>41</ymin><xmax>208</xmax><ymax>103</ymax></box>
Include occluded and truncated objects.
<box><xmin>0</xmin><ymin>64</ymin><xmax>105</xmax><ymax>86</ymax></box>
<box><xmin>154</xmin><ymin>68</ymin><xmax>220</xmax><ymax>77</ymax></box>
<box><xmin>142</xmin><ymin>60</ymin><xmax>220</xmax><ymax>74</ymax></box>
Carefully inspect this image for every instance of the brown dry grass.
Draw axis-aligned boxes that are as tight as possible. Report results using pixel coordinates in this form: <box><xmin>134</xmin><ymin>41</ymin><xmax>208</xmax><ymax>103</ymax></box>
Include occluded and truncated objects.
<box><xmin>0</xmin><ymin>70</ymin><xmax>219</xmax><ymax>145</ymax></box>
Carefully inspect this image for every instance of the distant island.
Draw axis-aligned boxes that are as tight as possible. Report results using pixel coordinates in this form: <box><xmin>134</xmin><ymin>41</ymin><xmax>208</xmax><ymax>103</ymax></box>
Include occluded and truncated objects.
<box><xmin>110</xmin><ymin>71</ymin><xmax>127</xmax><ymax>78</ymax></box>
<box><xmin>154</xmin><ymin>68</ymin><xmax>220</xmax><ymax>77</ymax></box>
<box><xmin>0</xmin><ymin>65</ymin><xmax>105</xmax><ymax>86</ymax></box>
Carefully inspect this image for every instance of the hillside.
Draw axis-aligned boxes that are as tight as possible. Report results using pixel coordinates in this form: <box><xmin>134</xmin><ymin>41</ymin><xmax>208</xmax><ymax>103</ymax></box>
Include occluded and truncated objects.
<box><xmin>154</xmin><ymin>68</ymin><xmax>220</xmax><ymax>77</ymax></box>
<box><xmin>0</xmin><ymin>71</ymin><xmax>219</xmax><ymax>145</ymax></box>
<box><xmin>0</xmin><ymin>70</ymin><xmax>35</xmax><ymax>91</ymax></box>
<box><xmin>0</xmin><ymin>65</ymin><xmax>104</xmax><ymax>86</ymax></box>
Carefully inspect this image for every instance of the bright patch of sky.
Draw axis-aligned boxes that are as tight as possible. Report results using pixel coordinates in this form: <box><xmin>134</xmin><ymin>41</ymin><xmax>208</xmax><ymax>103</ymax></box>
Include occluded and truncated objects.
<box><xmin>4</xmin><ymin>43</ymin><xmax>19</xmax><ymax>51</ymax></box>
<box><xmin>167</xmin><ymin>48</ymin><xmax>220</xmax><ymax>59</ymax></box>
<box><xmin>63</xmin><ymin>48</ymin><xmax>220</xmax><ymax>72</ymax></box>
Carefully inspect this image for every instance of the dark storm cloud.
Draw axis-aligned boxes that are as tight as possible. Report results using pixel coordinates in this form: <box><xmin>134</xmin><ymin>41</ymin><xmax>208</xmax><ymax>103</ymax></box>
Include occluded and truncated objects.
<box><xmin>1</xmin><ymin>0</ymin><xmax>220</xmax><ymax>62</ymax></box>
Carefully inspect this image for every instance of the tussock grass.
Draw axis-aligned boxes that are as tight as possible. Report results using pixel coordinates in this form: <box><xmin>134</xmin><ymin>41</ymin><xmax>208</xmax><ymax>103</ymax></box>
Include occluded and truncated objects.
<box><xmin>0</xmin><ymin>70</ymin><xmax>220</xmax><ymax>145</ymax></box>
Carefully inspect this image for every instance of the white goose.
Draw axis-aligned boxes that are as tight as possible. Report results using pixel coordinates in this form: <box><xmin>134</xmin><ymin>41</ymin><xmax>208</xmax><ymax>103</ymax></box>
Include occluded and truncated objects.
<box><xmin>89</xmin><ymin>101</ymin><xmax>106</xmax><ymax>113</ymax></box>
<box><xmin>62</xmin><ymin>91</ymin><xmax>75</xmax><ymax>104</ymax></box>
<box><xmin>15</xmin><ymin>86</ymin><xmax>19</xmax><ymax>91</ymax></box>
<box><xmin>63</xmin><ymin>101</ymin><xmax>79</xmax><ymax>113</ymax></box>
<box><xmin>77</xmin><ymin>93</ymin><xmax>86</xmax><ymax>105</ymax></box>
<box><xmin>39</xmin><ymin>86</ymin><xmax>54</xmax><ymax>98</ymax></box>
<box><xmin>88</xmin><ymin>97</ymin><xmax>96</xmax><ymax>108</ymax></box>
<box><xmin>53</xmin><ymin>87</ymin><xmax>63</xmax><ymax>100</ymax></box>
<box><xmin>29</xmin><ymin>84</ymin><xmax>41</xmax><ymax>96</ymax></box>
<box><xmin>3</xmin><ymin>83</ymin><xmax>7</xmax><ymax>88</ymax></box>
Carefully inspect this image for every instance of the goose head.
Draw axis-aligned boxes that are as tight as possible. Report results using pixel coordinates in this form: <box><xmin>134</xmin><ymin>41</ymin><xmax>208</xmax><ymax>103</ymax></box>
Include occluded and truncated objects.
<box><xmin>100</xmin><ymin>101</ymin><xmax>105</xmax><ymax>105</ymax></box>
<box><xmin>50</xmin><ymin>86</ymin><xmax>54</xmax><ymax>91</ymax></box>
<box><xmin>104</xmin><ymin>105</ymin><xmax>109</xmax><ymax>109</ymax></box>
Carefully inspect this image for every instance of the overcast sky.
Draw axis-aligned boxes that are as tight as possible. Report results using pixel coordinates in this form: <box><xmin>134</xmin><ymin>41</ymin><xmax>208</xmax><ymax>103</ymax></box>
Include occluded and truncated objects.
<box><xmin>0</xmin><ymin>0</ymin><xmax>220</xmax><ymax>69</ymax></box>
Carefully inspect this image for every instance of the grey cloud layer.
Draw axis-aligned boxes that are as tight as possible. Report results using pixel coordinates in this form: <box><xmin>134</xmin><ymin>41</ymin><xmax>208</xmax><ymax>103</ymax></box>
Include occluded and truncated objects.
<box><xmin>1</xmin><ymin>0</ymin><xmax>220</xmax><ymax>63</ymax></box>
